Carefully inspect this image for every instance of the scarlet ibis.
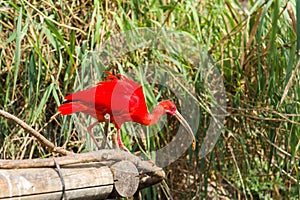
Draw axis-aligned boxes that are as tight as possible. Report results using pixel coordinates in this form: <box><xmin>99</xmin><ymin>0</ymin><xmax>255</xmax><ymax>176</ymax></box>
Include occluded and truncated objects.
<box><xmin>58</xmin><ymin>72</ymin><xmax>196</xmax><ymax>151</ymax></box>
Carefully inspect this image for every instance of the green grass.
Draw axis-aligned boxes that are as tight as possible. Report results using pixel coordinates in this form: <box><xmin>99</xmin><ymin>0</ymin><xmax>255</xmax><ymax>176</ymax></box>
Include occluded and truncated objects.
<box><xmin>1</xmin><ymin>0</ymin><xmax>300</xmax><ymax>199</ymax></box>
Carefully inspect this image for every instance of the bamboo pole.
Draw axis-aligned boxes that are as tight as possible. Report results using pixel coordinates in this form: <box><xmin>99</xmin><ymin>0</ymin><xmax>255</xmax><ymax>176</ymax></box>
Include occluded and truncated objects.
<box><xmin>0</xmin><ymin>165</ymin><xmax>113</xmax><ymax>200</ymax></box>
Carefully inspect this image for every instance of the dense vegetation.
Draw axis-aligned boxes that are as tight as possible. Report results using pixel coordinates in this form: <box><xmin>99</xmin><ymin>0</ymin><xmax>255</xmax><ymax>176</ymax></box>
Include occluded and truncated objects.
<box><xmin>0</xmin><ymin>0</ymin><xmax>299</xmax><ymax>199</ymax></box>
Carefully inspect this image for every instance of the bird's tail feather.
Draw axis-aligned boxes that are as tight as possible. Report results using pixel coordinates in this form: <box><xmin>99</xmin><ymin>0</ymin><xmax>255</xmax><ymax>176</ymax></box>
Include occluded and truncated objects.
<box><xmin>58</xmin><ymin>101</ymin><xmax>87</xmax><ymax>115</ymax></box>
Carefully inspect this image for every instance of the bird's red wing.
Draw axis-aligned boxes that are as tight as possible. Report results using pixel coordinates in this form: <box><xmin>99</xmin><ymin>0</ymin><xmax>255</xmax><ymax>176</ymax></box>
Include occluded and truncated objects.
<box><xmin>64</xmin><ymin>82</ymin><xmax>117</xmax><ymax>108</ymax></box>
<box><xmin>102</xmin><ymin>73</ymin><xmax>150</xmax><ymax>120</ymax></box>
<box><xmin>58</xmin><ymin>101</ymin><xmax>98</xmax><ymax>118</ymax></box>
<box><xmin>63</xmin><ymin>76</ymin><xmax>136</xmax><ymax>107</ymax></box>
<box><xmin>97</xmin><ymin>77</ymin><xmax>141</xmax><ymax>112</ymax></box>
<box><xmin>58</xmin><ymin>101</ymin><xmax>86</xmax><ymax>115</ymax></box>
<box><xmin>60</xmin><ymin>73</ymin><xmax>149</xmax><ymax>125</ymax></box>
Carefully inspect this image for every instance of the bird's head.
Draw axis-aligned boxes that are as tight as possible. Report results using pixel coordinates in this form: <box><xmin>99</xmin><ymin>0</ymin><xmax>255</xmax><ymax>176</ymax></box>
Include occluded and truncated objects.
<box><xmin>159</xmin><ymin>100</ymin><xmax>177</xmax><ymax>115</ymax></box>
<box><xmin>159</xmin><ymin>100</ymin><xmax>196</xmax><ymax>150</ymax></box>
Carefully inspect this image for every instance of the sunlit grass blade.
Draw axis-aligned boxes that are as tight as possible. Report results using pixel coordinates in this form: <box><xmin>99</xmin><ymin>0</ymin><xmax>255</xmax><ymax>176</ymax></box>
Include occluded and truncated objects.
<box><xmin>12</xmin><ymin>7</ymin><xmax>27</xmax><ymax>100</ymax></box>
<box><xmin>297</xmin><ymin>0</ymin><xmax>300</xmax><ymax>54</ymax></box>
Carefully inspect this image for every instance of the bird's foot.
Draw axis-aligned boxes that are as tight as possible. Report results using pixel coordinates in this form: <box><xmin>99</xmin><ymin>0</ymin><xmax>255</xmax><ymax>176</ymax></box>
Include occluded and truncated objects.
<box><xmin>117</xmin><ymin>139</ymin><xmax>130</xmax><ymax>152</ymax></box>
<box><xmin>87</xmin><ymin>122</ymin><xmax>101</xmax><ymax>150</ymax></box>
<box><xmin>116</xmin><ymin>129</ymin><xmax>130</xmax><ymax>152</ymax></box>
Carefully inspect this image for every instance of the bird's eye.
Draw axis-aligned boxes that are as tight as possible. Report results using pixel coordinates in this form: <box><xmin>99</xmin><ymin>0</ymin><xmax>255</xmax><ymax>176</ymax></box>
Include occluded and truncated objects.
<box><xmin>170</xmin><ymin>106</ymin><xmax>176</xmax><ymax>111</ymax></box>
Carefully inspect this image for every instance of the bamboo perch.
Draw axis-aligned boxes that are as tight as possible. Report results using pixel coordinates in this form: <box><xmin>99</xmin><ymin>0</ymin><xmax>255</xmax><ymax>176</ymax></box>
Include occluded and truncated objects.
<box><xmin>0</xmin><ymin>150</ymin><xmax>165</xmax><ymax>199</ymax></box>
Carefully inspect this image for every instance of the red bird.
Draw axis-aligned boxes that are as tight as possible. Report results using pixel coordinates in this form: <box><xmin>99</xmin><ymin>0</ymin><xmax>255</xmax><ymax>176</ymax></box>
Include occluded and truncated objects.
<box><xmin>58</xmin><ymin>72</ymin><xmax>196</xmax><ymax>151</ymax></box>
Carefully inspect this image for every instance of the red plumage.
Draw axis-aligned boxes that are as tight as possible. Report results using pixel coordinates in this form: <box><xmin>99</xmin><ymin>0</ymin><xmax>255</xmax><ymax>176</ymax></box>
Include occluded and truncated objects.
<box><xmin>58</xmin><ymin>72</ymin><xmax>196</xmax><ymax>151</ymax></box>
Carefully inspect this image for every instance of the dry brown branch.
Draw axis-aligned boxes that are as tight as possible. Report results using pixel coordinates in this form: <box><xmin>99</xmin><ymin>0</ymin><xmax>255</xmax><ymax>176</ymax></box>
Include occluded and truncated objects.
<box><xmin>0</xmin><ymin>109</ymin><xmax>73</xmax><ymax>156</ymax></box>
<box><xmin>258</xmin><ymin>132</ymin><xmax>299</xmax><ymax>159</ymax></box>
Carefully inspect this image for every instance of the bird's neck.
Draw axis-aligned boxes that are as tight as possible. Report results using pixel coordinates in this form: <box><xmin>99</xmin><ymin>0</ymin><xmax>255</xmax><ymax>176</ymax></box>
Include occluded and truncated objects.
<box><xmin>147</xmin><ymin>104</ymin><xmax>166</xmax><ymax>125</ymax></box>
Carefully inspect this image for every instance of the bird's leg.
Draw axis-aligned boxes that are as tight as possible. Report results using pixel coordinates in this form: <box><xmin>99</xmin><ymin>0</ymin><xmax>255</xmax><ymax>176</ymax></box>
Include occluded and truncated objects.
<box><xmin>87</xmin><ymin>121</ymin><xmax>101</xmax><ymax>150</ymax></box>
<box><xmin>116</xmin><ymin>129</ymin><xmax>129</xmax><ymax>152</ymax></box>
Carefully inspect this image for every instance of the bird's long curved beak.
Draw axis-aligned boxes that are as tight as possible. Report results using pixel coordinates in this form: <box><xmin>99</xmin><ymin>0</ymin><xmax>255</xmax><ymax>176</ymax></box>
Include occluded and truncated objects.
<box><xmin>174</xmin><ymin>110</ymin><xmax>196</xmax><ymax>150</ymax></box>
